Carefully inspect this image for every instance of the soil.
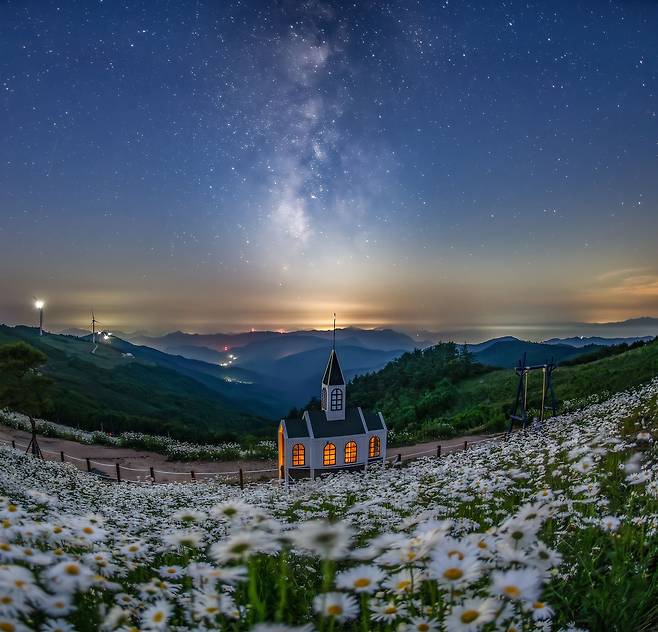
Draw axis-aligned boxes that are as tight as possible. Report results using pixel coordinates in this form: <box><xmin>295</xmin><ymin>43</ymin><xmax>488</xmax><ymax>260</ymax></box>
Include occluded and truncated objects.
<box><xmin>0</xmin><ymin>425</ymin><xmax>498</xmax><ymax>484</ymax></box>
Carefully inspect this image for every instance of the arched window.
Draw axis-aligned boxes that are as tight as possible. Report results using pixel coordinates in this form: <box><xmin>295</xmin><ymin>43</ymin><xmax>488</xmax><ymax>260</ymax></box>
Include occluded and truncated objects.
<box><xmin>321</xmin><ymin>387</ymin><xmax>327</xmax><ymax>410</ymax></box>
<box><xmin>323</xmin><ymin>442</ymin><xmax>336</xmax><ymax>466</ymax></box>
<box><xmin>369</xmin><ymin>436</ymin><xmax>381</xmax><ymax>458</ymax></box>
<box><xmin>344</xmin><ymin>440</ymin><xmax>357</xmax><ymax>464</ymax></box>
<box><xmin>292</xmin><ymin>443</ymin><xmax>305</xmax><ymax>467</ymax></box>
<box><xmin>330</xmin><ymin>387</ymin><xmax>343</xmax><ymax>411</ymax></box>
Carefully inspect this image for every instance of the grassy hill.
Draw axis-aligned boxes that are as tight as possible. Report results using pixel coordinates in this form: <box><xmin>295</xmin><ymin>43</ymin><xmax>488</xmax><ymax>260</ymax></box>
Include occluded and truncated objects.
<box><xmin>470</xmin><ymin>338</ymin><xmax>599</xmax><ymax>368</ymax></box>
<box><xmin>348</xmin><ymin>337</ymin><xmax>658</xmax><ymax>443</ymax></box>
<box><xmin>0</xmin><ymin>325</ymin><xmax>278</xmax><ymax>441</ymax></box>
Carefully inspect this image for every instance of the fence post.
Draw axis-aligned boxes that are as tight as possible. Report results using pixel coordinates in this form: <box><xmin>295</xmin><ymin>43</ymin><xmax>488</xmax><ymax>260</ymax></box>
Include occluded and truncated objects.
<box><xmin>60</xmin><ymin>451</ymin><xmax>65</xmax><ymax>462</ymax></box>
<box><xmin>463</xmin><ymin>440</ymin><xmax>468</xmax><ymax>451</ymax></box>
<box><xmin>150</xmin><ymin>466</ymin><xmax>155</xmax><ymax>483</ymax></box>
<box><xmin>11</xmin><ymin>440</ymin><xmax>15</xmax><ymax>449</ymax></box>
<box><xmin>396</xmin><ymin>453</ymin><xmax>402</xmax><ymax>464</ymax></box>
<box><xmin>115</xmin><ymin>463</ymin><xmax>121</xmax><ymax>482</ymax></box>
<box><xmin>239</xmin><ymin>468</ymin><xmax>244</xmax><ymax>489</ymax></box>
<box><xmin>86</xmin><ymin>458</ymin><xmax>91</xmax><ymax>472</ymax></box>
<box><xmin>190</xmin><ymin>470</ymin><xmax>196</xmax><ymax>481</ymax></box>
<box><xmin>436</xmin><ymin>444</ymin><xmax>441</xmax><ymax>458</ymax></box>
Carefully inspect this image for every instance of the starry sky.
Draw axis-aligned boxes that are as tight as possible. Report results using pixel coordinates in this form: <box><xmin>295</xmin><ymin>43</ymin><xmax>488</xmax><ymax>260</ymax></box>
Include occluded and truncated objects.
<box><xmin>1</xmin><ymin>0</ymin><xmax>657</xmax><ymax>336</ymax></box>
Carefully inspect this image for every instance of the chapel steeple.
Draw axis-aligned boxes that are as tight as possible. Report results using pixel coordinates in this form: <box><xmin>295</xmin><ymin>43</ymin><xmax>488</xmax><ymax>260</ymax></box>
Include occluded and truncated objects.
<box><xmin>321</xmin><ymin>314</ymin><xmax>346</xmax><ymax>421</ymax></box>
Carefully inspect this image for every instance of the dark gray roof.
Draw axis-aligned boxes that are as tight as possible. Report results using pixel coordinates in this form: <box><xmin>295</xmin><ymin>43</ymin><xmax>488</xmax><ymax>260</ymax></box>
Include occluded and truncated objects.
<box><xmin>308</xmin><ymin>408</ymin><xmax>365</xmax><ymax>438</ymax></box>
<box><xmin>362</xmin><ymin>411</ymin><xmax>384</xmax><ymax>431</ymax></box>
<box><xmin>283</xmin><ymin>418</ymin><xmax>309</xmax><ymax>438</ymax></box>
<box><xmin>322</xmin><ymin>349</ymin><xmax>345</xmax><ymax>385</ymax></box>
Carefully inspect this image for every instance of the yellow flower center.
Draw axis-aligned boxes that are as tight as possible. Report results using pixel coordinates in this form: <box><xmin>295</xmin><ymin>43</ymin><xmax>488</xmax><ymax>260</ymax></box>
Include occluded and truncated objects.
<box><xmin>384</xmin><ymin>606</ymin><xmax>397</xmax><ymax>615</ymax></box>
<box><xmin>397</xmin><ymin>580</ymin><xmax>412</xmax><ymax>591</ymax></box>
<box><xmin>533</xmin><ymin>601</ymin><xmax>545</xmax><ymax>609</ymax></box>
<box><xmin>417</xmin><ymin>625</ymin><xmax>430</xmax><ymax>632</ymax></box>
<box><xmin>65</xmin><ymin>564</ymin><xmax>80</xmax><ymax>576</ymax></box>
<box><xmin>0</xmin><ymin>622</ymin><xmax>16</xmax><ymax>632</ymax></box>
<box><xmin>0</xmin><ymin>597</ymin><xmax>12</xmax><ymax>605</ymax></box>
<box><xmin>460</xmin><ymin>610</ymin><xmax>479</xmax><ymax>624</ymax></box>
<box><xmin>443</xmin><ymin>567</ymin><xmax>463</xmax><ymax>581</ymax></box>
<box><xmin>504</xmin><ymin>585</ymin><xmax>521</xmax><ymax>598</ymax></box>
<box><xmin>153</xmin><ymin>612</ymin><xmax>165</xmax><ymax>623</ymax></box>
<box><xmin>0</xmin><ymin>544</ymin><xmax>10</xmax><ymax>552</ymax></box>
<box><xmin>448</xmin><ymin>550</ymin><xmax>464</xmax><ymax>560</ymax></box>
<box><xmin>83</xmin><ymin>527</ymin><xmax>94</xmax><ymax>534</ymax></box>
<box><xmin>354</xmin><ymin>578</ymin><xmax>371</xmax><ymax>588</ymax></box>
<box><xmin>327</xmin><ymin>605</ymin><xmax>343</xmax><ymax>616</ymax></box>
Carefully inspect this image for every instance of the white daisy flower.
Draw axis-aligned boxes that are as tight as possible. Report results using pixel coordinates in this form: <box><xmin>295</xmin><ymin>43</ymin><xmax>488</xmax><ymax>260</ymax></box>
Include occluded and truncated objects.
<box><xmin>335</xmin><ymin>564</ymin><xmax>384</xmax><ymax>593</ymax></box>
<box><xmin>312</xmin><ymin>592</ymin><xmax>359</xmax><ymax>622</ymax></box>
<box><xmin>444</xmin><ymin>598</ymin><xmax>497</xmax><ymax>632</ymax></box>
<box><xmin>491</xmin><ymin>568</ymin><xmax>541</xmax><ymax>603</ymax></box>
<box><xmin>140</xmin><ymin>598</ymin><xmax>172</xmax><ymax>630</ymax></box>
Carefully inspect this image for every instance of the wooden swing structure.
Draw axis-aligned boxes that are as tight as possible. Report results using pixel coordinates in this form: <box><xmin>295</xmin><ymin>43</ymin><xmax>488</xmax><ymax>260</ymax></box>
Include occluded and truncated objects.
<box><xmin>24</xmin><ymin>417</ymin><xmax>44</xmax><ymax>459</ymax></box>
<box><xmin>508</xmin><ymin>352</ymin><xmax>557</xmax><ymax>432</ymax></box>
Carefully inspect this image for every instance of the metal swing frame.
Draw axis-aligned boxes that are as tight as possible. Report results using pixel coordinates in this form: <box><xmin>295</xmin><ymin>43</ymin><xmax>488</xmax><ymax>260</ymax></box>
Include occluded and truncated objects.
<box><xmin>508</xmin><ymin>352</ymin><xmax>557</xmax><ymax>432</ymax></box>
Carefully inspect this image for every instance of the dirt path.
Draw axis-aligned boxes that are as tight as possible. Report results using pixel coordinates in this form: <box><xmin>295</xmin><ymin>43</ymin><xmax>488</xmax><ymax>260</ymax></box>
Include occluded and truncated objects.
<box><xmin>0</xmin><ymin>425</ymin><xmax>499</xmax><ymax>484</ymax></box>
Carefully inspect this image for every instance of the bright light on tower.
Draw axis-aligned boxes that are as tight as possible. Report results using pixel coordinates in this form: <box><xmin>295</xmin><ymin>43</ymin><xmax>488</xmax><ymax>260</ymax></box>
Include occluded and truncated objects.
<box><xmin>34</xmin><ymin>298</ymin><xmax>45</xmax><ymax>336</ymax></box>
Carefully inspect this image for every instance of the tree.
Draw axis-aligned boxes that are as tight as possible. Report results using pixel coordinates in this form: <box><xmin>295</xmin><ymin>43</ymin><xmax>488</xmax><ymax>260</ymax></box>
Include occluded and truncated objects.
<box><xmin>0</xmin><ymin>342</ymin><xmax>53</xmax><ymax>456</ymax></box>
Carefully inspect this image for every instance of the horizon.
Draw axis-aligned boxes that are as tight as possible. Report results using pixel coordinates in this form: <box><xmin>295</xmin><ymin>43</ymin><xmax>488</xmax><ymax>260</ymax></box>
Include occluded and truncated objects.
<box><xmin>4</xmin><ymin>313</ymin><xmax>658</xmax><ymax>346</ymax></box>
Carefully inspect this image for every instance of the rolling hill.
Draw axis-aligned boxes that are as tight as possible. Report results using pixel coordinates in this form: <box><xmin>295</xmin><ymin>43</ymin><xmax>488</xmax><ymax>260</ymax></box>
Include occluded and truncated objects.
<box><xmin>470</xmin><ymin>338</ymin><xmax>599</xmax><ymax>368</ymax></box>
<box><xmin>348</xmin><ymin>336</ymin><xmax>658</xmax><ymax>443</ymax></box>
<box><xmin>0</xmin><ymin>325</ymin><xmax>284</xmax><ymax>441</ymax></box>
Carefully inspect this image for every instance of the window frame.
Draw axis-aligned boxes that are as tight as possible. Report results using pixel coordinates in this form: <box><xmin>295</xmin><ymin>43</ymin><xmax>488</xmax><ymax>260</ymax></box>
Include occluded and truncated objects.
<box><xmin>330</xmin><ymin>387</ymin><xmax>343</xmax><ymax>411</ymax></box>
<box><xmin>369</xmin><ymin>435</ymin><xmax>381</xmax><ymax>458</ymax></box>
<box><xmin>344</xmin><ymin>440</ymin><xmax>357</xmax><ymax>464</ymax></box>
<box><xmin>291</xmin><ymin>443</ymin><xmax>305</xmax><ymax>467</ymax></box>
<box><xmin>323</xmin><ymin>442</ymin><xmax>336</xmax><ymax>466</ymax></box>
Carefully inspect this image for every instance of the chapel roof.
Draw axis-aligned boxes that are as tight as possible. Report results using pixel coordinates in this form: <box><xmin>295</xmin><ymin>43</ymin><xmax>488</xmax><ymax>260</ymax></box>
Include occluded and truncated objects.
<box><xmin>322</xmin><ymin>349</ymin><xmax>345</xmax><ymax>386</ymax></box>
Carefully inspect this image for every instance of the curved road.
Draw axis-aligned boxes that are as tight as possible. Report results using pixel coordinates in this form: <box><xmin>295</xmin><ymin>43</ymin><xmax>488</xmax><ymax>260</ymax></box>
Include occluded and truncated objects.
<box><xmin>0</xmin><ymin>425</ymin><xmax>498</xmax><ymax>484</ymax></box>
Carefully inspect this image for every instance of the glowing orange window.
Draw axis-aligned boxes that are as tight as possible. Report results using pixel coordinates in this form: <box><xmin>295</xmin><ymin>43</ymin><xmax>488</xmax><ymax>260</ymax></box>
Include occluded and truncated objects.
<box><xmin>369</xmin><ymin>436</ymin><xmax>381</xmax><ymax>458</ymax></box>
<box><xmin>292</xmin><ymin>443</ymin><xmax>305</xmax><ymax>466</ymax></box>
<box><xmin>323</xmin><ymin>442</ymin><xmax>336</xmax><ymax>466</ymax></box>
<box><xmin>344</xmin><ymin>441</ymin><xmax>357</xmax><ymax>464</ymax></box>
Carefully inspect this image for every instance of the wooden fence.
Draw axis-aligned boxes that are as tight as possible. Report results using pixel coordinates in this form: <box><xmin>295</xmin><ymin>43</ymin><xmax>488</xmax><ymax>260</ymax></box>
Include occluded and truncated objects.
<box><xmin>0</xmin><ymin>432</ymin><xmax>506</xmax><ymax>487</ymax></box>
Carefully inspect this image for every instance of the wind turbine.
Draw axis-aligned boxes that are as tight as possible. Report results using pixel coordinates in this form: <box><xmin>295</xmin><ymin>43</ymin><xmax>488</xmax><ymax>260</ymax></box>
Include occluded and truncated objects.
<box><xmin>90</xmin><ymin>310</ymin><xmax>101</xmax><ymax>353</ymax></box>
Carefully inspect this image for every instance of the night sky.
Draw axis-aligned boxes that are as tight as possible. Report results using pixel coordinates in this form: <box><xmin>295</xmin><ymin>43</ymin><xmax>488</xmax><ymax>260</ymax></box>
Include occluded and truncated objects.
<box><xmin>1</xmin><ymin>0</ymin><xmax>657</xmax><ymax>335</ymax></box>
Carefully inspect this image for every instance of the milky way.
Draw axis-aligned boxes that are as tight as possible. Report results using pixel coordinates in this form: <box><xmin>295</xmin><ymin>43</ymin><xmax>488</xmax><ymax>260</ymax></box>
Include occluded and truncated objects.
<box><xmin>1</xmin><ymin>1</ymin><xmax>657</xmax><ymax>333</ymax></box>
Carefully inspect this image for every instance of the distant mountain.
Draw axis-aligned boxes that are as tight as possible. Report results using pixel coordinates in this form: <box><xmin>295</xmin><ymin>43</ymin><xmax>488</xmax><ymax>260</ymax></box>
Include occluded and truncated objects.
<box><xmin>163</xmin><ymin>345</ymin><xmax>224</xmax><ymax>364</ymax></box>
<box><xmin>124</xmin><ymin>327</ymin><xmax>424</xmax><ymax>406</ymax></box>
<box><xmin>471</xmin><ymin>339</ymin><xmax>599</xmax><ymax>368</ymax></box>
<box><xmin>293</xmin><ymin>327</ymin><xmax>429</xmax><ymax>351</ymax></box>
<box><xmin>543</xmin><ymin>335</ymin><xmax>655</xmax><ymax>348</ymax></box>
<box><xmin>267</xmin><ymin>344</ymin><xmax>406</xmax><ymax>403</ymax></box>
<box><xmin>128</xmin><ymin>326</ymin><xmax>426</xmax><ymax>354</ymax></box>
<box><xmin>465</xmin><ymin>336</ymin><xmax>520</xmax><ymax>353</ymax></box>
<box><xmin>0</xmin><ymin>325</ymin><xmax>279</xmax><ymax>441</ymax></box>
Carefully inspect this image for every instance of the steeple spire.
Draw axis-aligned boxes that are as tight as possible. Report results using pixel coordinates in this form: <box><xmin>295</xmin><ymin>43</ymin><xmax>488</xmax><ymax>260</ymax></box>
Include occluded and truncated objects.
<box><xmin>333</xmin><ymin>312</ymin><xmax>336</xmax><ymax>351</ymax></box>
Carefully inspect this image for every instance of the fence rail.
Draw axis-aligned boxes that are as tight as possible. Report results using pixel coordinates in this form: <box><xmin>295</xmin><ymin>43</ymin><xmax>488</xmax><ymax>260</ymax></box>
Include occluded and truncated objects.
<box><xmin>0</xmin><ymin>436</ymin><xmax>278</xmax><ymax>487</ymax></box>
<box><xmin>1</xmin><ymin>431</ymin><xmax>507</xmax><ymax>487</ymax></box>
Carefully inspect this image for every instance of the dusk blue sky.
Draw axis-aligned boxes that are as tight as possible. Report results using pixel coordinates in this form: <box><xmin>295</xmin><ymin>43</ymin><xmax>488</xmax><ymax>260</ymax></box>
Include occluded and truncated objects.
<box><xmin>1</xmin><ymin>0</ymin><xmax>657</xmax><ymax>334</ymax></box>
